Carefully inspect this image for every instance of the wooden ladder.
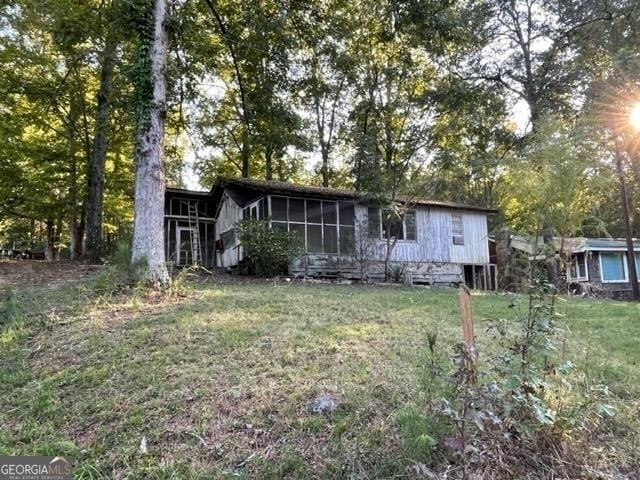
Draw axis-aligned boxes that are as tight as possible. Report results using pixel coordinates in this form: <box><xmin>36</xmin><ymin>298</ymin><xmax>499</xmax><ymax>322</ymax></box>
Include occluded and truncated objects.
<box><xmin>187</xmin><ymin>201</ymin><xmax>202</xmax><ymax>265</ymax></box>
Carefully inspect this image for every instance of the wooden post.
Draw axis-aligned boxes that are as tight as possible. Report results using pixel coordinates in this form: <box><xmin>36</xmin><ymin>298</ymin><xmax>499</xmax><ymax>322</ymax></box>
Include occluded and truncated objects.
<box><xmin>458</xmin><ymin>285</ymin><xmax>477</xmax><ymax>384</ymax></box>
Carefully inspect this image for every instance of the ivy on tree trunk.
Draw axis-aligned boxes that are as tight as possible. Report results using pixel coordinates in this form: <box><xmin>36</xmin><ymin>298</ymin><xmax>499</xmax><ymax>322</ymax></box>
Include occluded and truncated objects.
<box><xmin>131</xmin><ymin>0</ymin><xmax>170</xmax><ymax>287</ymax></box>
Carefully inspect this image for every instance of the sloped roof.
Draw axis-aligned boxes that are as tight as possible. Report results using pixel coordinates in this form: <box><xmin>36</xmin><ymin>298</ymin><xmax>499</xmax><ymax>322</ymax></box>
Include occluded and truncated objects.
<box><xmin>509</xmin><ymin>235</ymin><xmax>640</xmax><ymax>255</ymax></box>
<box><xmin>568</xmin><ymin>237</ymin><xmax>640</xmax><ymax>252</ymax></box>
<box><xmin>214</xmin><ymin>177</ymin><xmax>498</xmax><ymax>213</ymax></box>
<box><xmin>165</xmin><ymin>186</ymin><xmax>210</xmax><ymax>197</ymax></box>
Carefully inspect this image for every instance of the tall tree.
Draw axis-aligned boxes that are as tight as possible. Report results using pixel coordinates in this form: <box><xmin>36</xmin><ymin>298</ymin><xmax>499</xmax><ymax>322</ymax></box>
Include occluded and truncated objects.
<box><xmin>85</xmin><ymin>22</ymin><xmax>119</xmax><ymax>262</ymax></box>
<box><xmin>130</xmin><ymin>0</ymin><xmax>170</xmax><ymax>286</ymax></box>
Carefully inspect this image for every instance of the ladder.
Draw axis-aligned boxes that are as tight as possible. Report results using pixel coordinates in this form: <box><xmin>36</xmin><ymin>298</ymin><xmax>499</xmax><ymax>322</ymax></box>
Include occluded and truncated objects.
<box><xmin>187</xmin><ymin>201</ymin><xmax>202</xmax><ymax>265</ymax></box>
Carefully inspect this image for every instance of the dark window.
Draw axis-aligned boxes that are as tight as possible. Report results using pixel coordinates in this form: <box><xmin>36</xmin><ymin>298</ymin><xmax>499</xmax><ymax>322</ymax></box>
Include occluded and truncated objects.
<box><xmin>368</xmin><ymin>207</ymin><xmax>381</xmax><ymax>239</ymax></box>
<box><xmin>271</xmin><ymin>197</ymin><xmax>287</xmax><ymax>221</ymax></box>
<box><xmin>340</xmin><ymin>226</ymin><xmax>355</xmax><ymax>254</ymax></box>
<box><xmin>405</xmin><ymin>211</ymin><xmax>416</xmax><ymax>241</ymax></box>
<box><xmin>289</xmin><ymin>198</ymin><xmax>306</xmax><ymax>222</ymax></box>
<box><xmin>289</xmin><ymin>223</ymin><xmax>305</xmax><ymax>249</ymax></box>
<box><xmin>307</xmin><ymin>200</ymin><xmax>322</xmax><ymax>223</ymax></box>
<box><xmin>385</xmin><ymin>215</ymin><xmax>404</xmax><ymax>240</ymax></box>
<box><xmin>339</xmin><ymin>203</ymin><xmax>355</xmax><ymax>226</ymax></box>
<box><xmin>323</xmin><ymin>225</ymin><xmax>338</xmax><ymax>253</ymax></box>
<box><xmin>323</xmin><ymin>201</ymin><xmax>337</xmax><ymax>224</ymax></box>
<box><xmin>259</xmin><ymin>199</ymin><xmax>266</xmax><ymax>219</ymax></box>
<box><xmin>251</xmin><ymin>206</ymin><xmax>257</xmax><ymax>219</ymax></box>
<box><xmin>307</xmin><ymin>224</ymin><xmax>323</xmax><ymax>252</ymax></box>
<box><xmin>272</xmin><ymin>221</ymin><xmax>287</xmax><ymax>232</ymax></box>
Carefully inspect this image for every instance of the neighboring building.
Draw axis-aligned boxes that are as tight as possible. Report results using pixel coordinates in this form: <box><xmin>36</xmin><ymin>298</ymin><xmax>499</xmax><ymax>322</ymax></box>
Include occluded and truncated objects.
<box><xmin>565</xmin><ymin>237</ymin><xmax>640</xmax><ymax>300</ymax></box>
<box><xmin>164</xmin><ymin>177</ymin><xmax>497</xmax><ymax>288</ymax></box>
<box><xmin>503</xmin><ymin>234</ymin><xmax>640</xmax><ymax>299</ymax></box>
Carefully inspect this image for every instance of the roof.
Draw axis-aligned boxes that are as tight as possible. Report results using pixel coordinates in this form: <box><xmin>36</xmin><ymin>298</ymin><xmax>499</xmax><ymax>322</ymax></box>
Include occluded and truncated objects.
<box><xmin>509</xmin><ymin>235</ymin><xmax>640</xmax><ymax>255</ymax></box>
<box><xmin>165</xmin><ymin>186</ymin><xmax>210</xmax><ymax>197</ymax></box>
<box><xmin>213</xmin><ymin>177</ymin><xmax>498</xmax><ymax>213</ymax></box>
<box><xmin>567</xmin><ymin>237</ymin><xmax>640</xmax><ymax>252</ymax></box>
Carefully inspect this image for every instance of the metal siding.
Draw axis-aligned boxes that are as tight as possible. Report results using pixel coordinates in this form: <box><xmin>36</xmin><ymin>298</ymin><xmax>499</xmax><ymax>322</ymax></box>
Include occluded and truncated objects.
<box><xmin>215</xmin><ymin>193</ymin><xmax>243</xmax><ymax>267</ymax></box>
<box><xmin>449</xmin><ymin>210</ymin><xmax>490</xmax><ymax>264</ymax></box>
<box><xmin>355</xmin><ymin>206</ymin><xmax>488</xmax><ymax>264</ymax></box>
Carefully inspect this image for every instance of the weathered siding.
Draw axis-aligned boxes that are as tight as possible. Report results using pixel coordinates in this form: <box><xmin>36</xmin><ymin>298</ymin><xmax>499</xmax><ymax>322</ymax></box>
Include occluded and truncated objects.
<box><xmin>449</xmin><ymin>210</ymin><xmax>491</xmax><ymax>264</ymax></box>
<box><xmin>215</xmin><ymin>189</ymin><xmax>492</xmax><ymax>286</ymax></box>
<box><xmin>215</xmin><ymin>194</ymin><xmax>242</xmax><ymax>267</ymax></box>
<box><xmin>355</xmin><ymin>206</ymin><xmax>489</xmax><ymax>264</ymax></box>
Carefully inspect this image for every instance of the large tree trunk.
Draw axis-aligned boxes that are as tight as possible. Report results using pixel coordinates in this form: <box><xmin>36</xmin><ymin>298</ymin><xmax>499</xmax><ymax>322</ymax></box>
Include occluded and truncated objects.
<box><xmin>131</xmin><ymin>0</ymin><xmax>170</xmax><ymax>287</ymax></box>
<box><xmin>85</xmin><ymin>35</ymin><xmax>117</xmax><ymax>263</ymax></box>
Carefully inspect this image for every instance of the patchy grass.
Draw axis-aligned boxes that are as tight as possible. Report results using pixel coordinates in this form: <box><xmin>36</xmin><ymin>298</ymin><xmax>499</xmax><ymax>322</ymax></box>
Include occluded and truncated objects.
<box><xmin>1</xmin><ymin>265</ymin><xmax>639</xmax><ymax>478</ymax></box>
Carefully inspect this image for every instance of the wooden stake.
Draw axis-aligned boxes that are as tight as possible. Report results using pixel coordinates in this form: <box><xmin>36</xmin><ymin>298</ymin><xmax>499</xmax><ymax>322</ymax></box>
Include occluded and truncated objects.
<box><xmin>458</xmin><ymin>285</ymin><xmax>477</xmax><ymax>383</ymax></box>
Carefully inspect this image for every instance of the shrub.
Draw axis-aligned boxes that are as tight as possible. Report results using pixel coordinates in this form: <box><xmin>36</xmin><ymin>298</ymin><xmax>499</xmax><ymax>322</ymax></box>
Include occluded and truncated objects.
<box><xmin>411</xmin><ymin>280</ymin><xmax>615</xmax><ymax>478</ymax></box>
<box><xmin>236</xmin><ymin>219</ymin><xmax>303</xmax><ymax>277</ymax></box>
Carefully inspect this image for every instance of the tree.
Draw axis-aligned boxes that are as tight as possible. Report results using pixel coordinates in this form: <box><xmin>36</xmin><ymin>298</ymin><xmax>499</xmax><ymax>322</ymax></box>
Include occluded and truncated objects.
<box><xmin>130</xmin><ymin>0</ymin><xmax>170</xmax><ymax>287</ymax></box>
<box><xmin>85</xmin><ymin>23</ymin><xmax>119</xmax><ymax>262</ymax></box>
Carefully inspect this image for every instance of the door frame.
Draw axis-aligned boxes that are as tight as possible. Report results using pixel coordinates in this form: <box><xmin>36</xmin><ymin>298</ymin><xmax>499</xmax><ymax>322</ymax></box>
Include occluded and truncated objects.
<box><xmin>176</xmin><ymin>226</ymin><xmax>196</xmax><ymax>266</ymax></box>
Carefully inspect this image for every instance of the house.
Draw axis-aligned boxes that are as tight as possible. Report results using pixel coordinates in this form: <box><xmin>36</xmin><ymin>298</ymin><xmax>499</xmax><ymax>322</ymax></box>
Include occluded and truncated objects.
<box><xmin>565</xmin><ymin>237</ymin><xmax>640</xmax><ymax>300</ymax></box>
<box><xmin>164</xmin><ymin>177</ymin><xmax>498</xmax><ymax>288</ymax></box>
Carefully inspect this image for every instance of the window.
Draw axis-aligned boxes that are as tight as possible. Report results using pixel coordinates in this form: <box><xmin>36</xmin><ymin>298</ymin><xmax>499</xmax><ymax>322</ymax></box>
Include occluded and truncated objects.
<box><xmin>368</xmin><ymin>207</ymin><xmax>416</xmax><ymax>241</ymax></box>
<box><xmin>405</xmin><ymin>211</ymin><xmax>417</xmax><ymax>241</ymax></box>
<box><xmin>569</xmin><ymin>253</ymin><xmax>587</xmax><ymax>281</ymax></box>
<box><xmin>385</xmin><ymin>216</ymin><xmax>405</xmax><ymax>240</ymax></box>
<box><xmin>271</xmin><ymin>197</ymin><xmax>287</xmax><ymax>221</ymax></box>
<box><xmin>268</xmin><ymin>196</ymin><xmax>356</xmax><ymax>255</ymax></box>
<box><xmin>368</xmin><ymin>207</ymin><xmax>381</xmax><ymax>239</ymax></box>
<box><xmin>452</xmin><ymin>214</ymin><xmax>464</xmax><ymax>245</ymax></box>
<box><xmin>242</xmin><ymin>200</ymin><xmax>264</xmax><ymax>221</ymax></box>
<box><xmin>600</xmin><ymin>253</ymin><xmax>627</xmax><ymax>283</ymax></box>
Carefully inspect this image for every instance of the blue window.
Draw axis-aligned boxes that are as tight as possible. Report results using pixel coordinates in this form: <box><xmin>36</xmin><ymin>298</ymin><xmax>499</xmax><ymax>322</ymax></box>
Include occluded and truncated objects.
<box><xmin>600</xmin><ymin>253</ymin><xmax>627</xmax><ymax>282</ymax></box>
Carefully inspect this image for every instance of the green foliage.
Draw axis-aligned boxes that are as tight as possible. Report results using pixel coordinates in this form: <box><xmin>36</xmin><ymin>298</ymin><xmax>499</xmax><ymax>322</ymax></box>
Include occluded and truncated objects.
<box><xmin>236</xmin><ymin>219</ymin><xmax>302</xmax><ymax>277</ymax></box>
<box><xmin>409</xmin><ymin>280</ymin><xmax>618</xmax><ymax>477</ymax></box>
<box><xmin>387</xmin><ymin>263</ymin><xmax>406</xmax><ymax>283</ymax></box>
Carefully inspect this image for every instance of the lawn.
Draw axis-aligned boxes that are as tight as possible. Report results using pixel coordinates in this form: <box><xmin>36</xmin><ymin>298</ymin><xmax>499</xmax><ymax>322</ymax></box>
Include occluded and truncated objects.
<box><xmin>1</xmin><ymin>262</ymin><xmax>639</xmax><ymax>478</ymax></box>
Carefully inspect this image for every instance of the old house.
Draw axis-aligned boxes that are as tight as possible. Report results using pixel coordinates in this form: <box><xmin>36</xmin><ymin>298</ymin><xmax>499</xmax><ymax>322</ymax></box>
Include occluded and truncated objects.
<box><xmin>164</xmin><ymin>177</ymin><xmax>497</xmax><ymax>288</ymax></box>
<box><xmin>565</xmin><ymin>237</ymin><xmax>640</xmax><ymax>300</ymax></box>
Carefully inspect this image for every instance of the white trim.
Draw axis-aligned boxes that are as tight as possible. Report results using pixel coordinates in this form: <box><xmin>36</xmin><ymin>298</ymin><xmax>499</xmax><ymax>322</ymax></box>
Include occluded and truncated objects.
<box><xmin>567</xmin><ymin>253</ymin><xmax>588</xmax><ymax>282</ymax></box>
<box><xmin>368</xmin><ymin>207</ymin><xmax>417</xmax><ymax>242</ymax></box>
<box><xmin>267</xmin><ymin>195</ymin><xmax>355</xmax><ymax>255</ymax></box>
<box><xmin>164</xmin><ymin>215</ymin><xmax>216</xmax><ymax>221</ymax></box>
<box><xmin>176</xmin><ymin>226</ymin><xmax>196</xmax><ymax>266</ymax></box>
<box><xmin>599</xmin><ymin>252</ymin><xmax>629</xmax><ymax>283</ymax></box>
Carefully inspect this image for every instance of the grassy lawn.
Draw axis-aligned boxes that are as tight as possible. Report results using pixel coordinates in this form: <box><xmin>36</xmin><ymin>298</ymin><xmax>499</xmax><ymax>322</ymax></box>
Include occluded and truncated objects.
<box><xmin>1</xmin><ymin>264</ymin><xmax>639</xmax><ymax>478</ymax></box>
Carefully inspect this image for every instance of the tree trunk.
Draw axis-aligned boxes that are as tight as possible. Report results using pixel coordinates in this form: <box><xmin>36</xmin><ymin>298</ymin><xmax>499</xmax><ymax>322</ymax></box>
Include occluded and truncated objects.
<box><xmin>265</xmin><ymin>143</ymin><xmax>273</xmax><ymax>180</ymax></box>
<box><xmin>45</xmin><ymin>220</ymin><xmax>56</xmax><ymax>261</ymax></box>
<box><xmin>241</xmin><ymin>129</ymin><xmax>251</xmax><ymax>178</ymax></box>
<box><xmin>85</xmin><ymin>35</ymin><xmax>117</xmax><ymax>263</ymax></box>
<box><xmin>131</xmin><ymin>0</ymin><xmax>170</xmax><ymax>287</ymax></box>
<box><xmin>321</xmin><ymin>148</ymin><xmax>329</xmax><ymax>188</ymax></box>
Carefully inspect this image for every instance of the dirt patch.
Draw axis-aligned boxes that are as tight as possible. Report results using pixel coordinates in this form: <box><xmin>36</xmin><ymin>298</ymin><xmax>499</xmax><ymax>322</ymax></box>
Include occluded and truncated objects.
<box><xmin>0</xmin><ymin>260</ymin><xmax>103</xmax><ymax>288</ymax></box>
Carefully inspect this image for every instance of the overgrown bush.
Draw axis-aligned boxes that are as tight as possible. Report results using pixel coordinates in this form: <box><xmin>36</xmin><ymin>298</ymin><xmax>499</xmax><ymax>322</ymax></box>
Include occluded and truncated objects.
<box><xmin>411</xmin><ymin>280</ymin><xmax>615</xmax><ymax>478</ymax></box>
<box><xmin>236</xmin><ymin>219</ymin><xmax>303</xmax><ymax>277</ymax></box>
